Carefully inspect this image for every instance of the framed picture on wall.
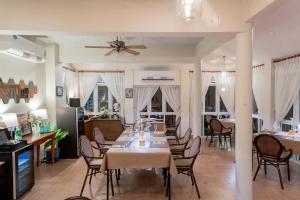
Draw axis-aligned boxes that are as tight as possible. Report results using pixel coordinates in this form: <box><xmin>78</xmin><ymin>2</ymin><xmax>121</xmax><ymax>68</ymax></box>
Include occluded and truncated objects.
<box><xmin>125</xmin><ymin>88</ymin><xmax>133</xmax><ymax>98</ymax></box>
<box><xmin>17</xmin><ymin>113</ymin><xmax>32</xmax><ymax>136</ymax></box>
<box><xmin>56</xmin><ymin>86</ymin><xmax>63</xmax><ymax>97</ymax></box>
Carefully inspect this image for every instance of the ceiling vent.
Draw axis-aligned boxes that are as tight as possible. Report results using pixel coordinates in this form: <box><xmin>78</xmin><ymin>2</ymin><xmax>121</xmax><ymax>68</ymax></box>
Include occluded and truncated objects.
<box><xmin>140</xmin><ymin>71</ymin><xmax>176</xmax><ymax>81</ymax></box>
<box><xmin>0</xmin><ymin>35</ymin><xmax>45</xmax><ymax>63</ymax></box>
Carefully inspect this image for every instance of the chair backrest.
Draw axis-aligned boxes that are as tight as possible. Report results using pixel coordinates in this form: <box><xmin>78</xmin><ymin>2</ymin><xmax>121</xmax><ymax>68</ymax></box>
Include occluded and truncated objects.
<box><xmin>179</xmin><ymin>128</ymin><xmax>192</xmax><ymax>145</ymax></box>
<box><xmin>254</xmin><ymin>134</ymin><xmax>283</xmax><ymax>160</ymax></box>
<box><xmin>175</xmin><ymin>116</ymin><xmax>181</xmax><ymax>129</ymax></box>
<box><xmin>79</xmin><ymin>135</ymin><xmax>94</xmax><ymax>164</ymax></box>
<box><xmin>93</xmin><ymin>128</ymin><xmax>105</xmax><ymax>148</ymax></box>
<box><xmin>188</xmin><ymin>137</ymin><xmax>201</xmax><ymax>167</ymax></box>
<box><xmin>209</xmin><ymin>118</ymin><xmax>223</xmax><ymax>133</ymax></box>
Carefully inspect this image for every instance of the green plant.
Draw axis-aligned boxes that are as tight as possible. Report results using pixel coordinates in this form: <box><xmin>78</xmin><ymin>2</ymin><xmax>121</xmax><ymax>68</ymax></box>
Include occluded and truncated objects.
<box><xmin>99</xmin><ymin>106</ymin><xmax>109</xmax><ymax>118</ymax></box>
<box><xmin>44</xmin><ymin>129</ymin><xmax>70</xmax><ymax>150</ymax></box>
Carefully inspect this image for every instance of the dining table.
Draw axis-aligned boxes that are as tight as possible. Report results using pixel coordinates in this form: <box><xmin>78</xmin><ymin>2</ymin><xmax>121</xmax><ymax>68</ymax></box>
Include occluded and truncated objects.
<box><xmin>100</xmin><ymin>128</ymin><xmax>177</xmax><ymax>200</ymax></box>
<box><xmin>219</xmin><ymin>118</ymin><xmax>236</xmax><ymax>129</ymax></box>
<box><xmin>255</xmin><ymin>131</ymin><xmax>300</xmax><ymax>155</ymax></box>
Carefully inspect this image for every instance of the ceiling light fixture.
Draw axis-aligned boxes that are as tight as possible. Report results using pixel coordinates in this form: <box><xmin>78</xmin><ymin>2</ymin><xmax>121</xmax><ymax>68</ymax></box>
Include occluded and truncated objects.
<box><xmin>176</xmin><ymin>0</ymin><xmax>199</xmax><ymax>22</ymax></box>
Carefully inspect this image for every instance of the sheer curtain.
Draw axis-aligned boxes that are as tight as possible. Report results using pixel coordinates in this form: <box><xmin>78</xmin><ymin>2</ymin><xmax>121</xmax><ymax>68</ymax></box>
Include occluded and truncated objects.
<box><xmin>135</xmin><ymin>86</ymin><xmax>159</xmax><ymax>117</ymax></box>
<box><xmin>201</xmin><ymin>72</ymin><xmax>214</xmax><ymax>103</ymax></box>
<box><xmin>274</xmin><ymin>57</ymin><xmax>300</xmax><ymax>129</ymax></box>
<box><xmin>101</xmin><ymin>72</ymin><xmax>125</xmax><ymax>117</ymax></box>
<box><xmin>161</xmin><ymin>86</ymin><xmax>180</xmax><ymax>114</ymax></box>
<box><xmin>215</xmin><ymin>72</ymin><xmax>235</xmax><ymax>115</ymax></box>
<box><xmin>252</xmin><ymin>66</ymin><xmax>265</xmax><ymax>120</ymax></box>
<box><xmin>64</xmin><ymin>69</ymin><xmax>78</xmax><ymax>101</ymax></box>
<box><xmin>79</xmin><ymin>73</ymin><xmax>100</xmax><ymax>107</ymax></box>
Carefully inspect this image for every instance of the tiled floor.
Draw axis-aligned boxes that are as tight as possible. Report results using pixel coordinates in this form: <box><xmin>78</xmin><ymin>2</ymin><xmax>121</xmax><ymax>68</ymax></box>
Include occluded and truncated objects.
<box><xmin>20</xmin><ymin>139</ymin><xmax>300</xmax><ymax>200</ymax></box>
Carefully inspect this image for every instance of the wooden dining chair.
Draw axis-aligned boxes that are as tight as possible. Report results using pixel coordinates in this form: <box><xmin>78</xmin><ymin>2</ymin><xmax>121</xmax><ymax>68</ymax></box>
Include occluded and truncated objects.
<box><xmin>253</xmin><ymin>134</ymin><xmax>293</xmax><ymax>189</ymax></box>
<box><xmin>172</xmin><ymin>136</ymin><xmax>202</xmax><ymax>199</ymax></box>
<box><xmin>169</xmin><ymin>128</ymin><xmax>192</xmax><ymax>157</ymax></box>
<box><xmin>208</xmin><ymin>118</ymin><xmax>232</xmax><ymax>148</ymax></box>
<box><xmin>93</xmin><ymin>128</ymin><xmax>113</xmax><ymax>157</ymax></box>
<box><xmin>166</xmin><ymin>116</ymin><xmax>181</xmax><ymax>140</ymax></box>
<box><xmin>79</xmin><ymin>135</ymin><xmax>115</xmax><ymax>197</ymax></box>
<box><xmin>93</xmin><ymin>128</ymin><xmax>120</xmax><ymax>184</ymax></box>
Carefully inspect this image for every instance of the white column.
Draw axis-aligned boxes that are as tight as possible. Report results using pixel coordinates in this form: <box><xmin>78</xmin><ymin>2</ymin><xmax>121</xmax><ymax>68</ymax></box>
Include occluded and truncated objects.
<box><xmin>262</xmin><ymin>58</ymin><xmax>275</xmax><ymax>129</ymax></box>
<box><xmin>192</xmin><ymin>61</ymin><xmax>202</xmax><ymax>137</ymax></box>
<box><xmin>235</xmin><ymin>30</ymin><xmax>253</xmax><ymax>200</ymax></box>
<box><xmin>180</xmin><ymin>69</ymin><xmax>191</xmax><ymax>135</ymax></box>
<box><xmin>45</xmin><ymin>44</ymin><xmax>59</xmax><ymax>126</ymax></box>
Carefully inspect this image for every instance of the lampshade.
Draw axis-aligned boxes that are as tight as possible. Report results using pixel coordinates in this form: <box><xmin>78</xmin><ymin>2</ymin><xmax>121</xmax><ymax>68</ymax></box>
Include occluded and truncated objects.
<box><xmin>0</xmin><ymin>113</ymin><xmax>19</xmax><ymax>128</ymax></box>
<box><xmin>30</xmin><ymin>109</ymin><xmax>48</xmax><ymax>120</ymax></box>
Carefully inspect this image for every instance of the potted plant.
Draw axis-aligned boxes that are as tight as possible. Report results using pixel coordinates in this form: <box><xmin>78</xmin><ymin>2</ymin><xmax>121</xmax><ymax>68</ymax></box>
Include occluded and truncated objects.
<box><xmin>44</xmin><ymin>129</ymin><xmax>70</xmax><ymax>163</ymax></box>
<box><xmin>99</xmin><ymin>106</ymin><xmax>109</xmax><ymax>118</ymax></box>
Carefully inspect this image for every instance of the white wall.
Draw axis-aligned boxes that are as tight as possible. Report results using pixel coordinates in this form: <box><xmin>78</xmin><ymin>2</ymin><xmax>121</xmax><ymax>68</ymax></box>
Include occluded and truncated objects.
<box><xmin>0</xmin><ymin>53</ymin><xmax>46</xmax><ymax>114</ymax></box>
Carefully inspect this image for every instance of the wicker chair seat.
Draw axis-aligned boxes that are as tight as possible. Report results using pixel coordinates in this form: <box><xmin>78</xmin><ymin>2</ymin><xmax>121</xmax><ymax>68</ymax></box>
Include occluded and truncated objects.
<box><xmin>174</xmin><ymin>158</ymin><xmax>193</xmax><ymax>167</ymax></box>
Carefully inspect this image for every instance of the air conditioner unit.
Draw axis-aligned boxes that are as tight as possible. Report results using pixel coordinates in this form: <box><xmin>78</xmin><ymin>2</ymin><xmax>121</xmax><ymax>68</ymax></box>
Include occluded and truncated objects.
<box><xmin>0</xmin><ymin>35</ymin><xmax>45</xmax><ymax>63</ymax></box>
<box><xmin>140</xmin><ymin>71</ymin><xmax>176</xmax><ymax>80</ymax></box>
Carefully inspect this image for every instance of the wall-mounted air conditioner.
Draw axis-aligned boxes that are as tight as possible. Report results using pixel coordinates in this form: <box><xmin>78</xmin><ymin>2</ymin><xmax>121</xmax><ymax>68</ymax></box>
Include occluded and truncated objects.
<box><xmin>0</xmin><ymin>35</ymin><xmax>45</xmax><ymax>63</ymax></box>
<box><xmin>140</xmin><ymin>71</ymin><xmax>176</xmax><ymax>80</ymax></box>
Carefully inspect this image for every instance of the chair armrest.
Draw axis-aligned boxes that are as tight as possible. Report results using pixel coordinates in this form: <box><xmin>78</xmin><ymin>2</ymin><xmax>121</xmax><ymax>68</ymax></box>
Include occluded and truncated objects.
<box><xmin>82</xmin><ymin>154</ymin><xmax>103</xmax><ymax>160</ymax></box>
<box><xmin>174</xmin><ymin>156</ymin><xmax>194</xmax><ymax>160</ymax></box>
<box><xmin>283</xmin><ymin>147</ymin><xmax>293</xmax><ymax>156</ymax></box>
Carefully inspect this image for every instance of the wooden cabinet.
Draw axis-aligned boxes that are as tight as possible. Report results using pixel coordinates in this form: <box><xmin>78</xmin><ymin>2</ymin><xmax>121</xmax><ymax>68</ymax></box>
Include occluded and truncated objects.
<box><xmin>84</xmin><ymin>118</ymin><xmax>124</xmax><ymax>141</ymax></box>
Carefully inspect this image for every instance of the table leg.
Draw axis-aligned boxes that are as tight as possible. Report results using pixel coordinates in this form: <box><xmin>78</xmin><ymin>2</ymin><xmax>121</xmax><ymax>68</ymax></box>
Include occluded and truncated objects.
<box><xmin>36</xmin><ymin>145</ymin><xmax>40</xmax><ymax>167</ymax></box>
<box><xmin>168</xmin><ymin>170</ymin><xmax>171</xmax><ymax>200</ymax></box>
<box><xmin>51</xmin><ymin>136</ymin><xmax>55</xmax><ymax>165</ymax></box>
<box><xmin>107</xmin><ymin>170</ymin><xmax>110</xmax><ymax>200</ymax></box>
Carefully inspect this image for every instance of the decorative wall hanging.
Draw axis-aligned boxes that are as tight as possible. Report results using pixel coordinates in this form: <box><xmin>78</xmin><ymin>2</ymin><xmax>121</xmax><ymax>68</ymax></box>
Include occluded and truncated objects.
<box><xmin>0</xmin><ymin>78</ymin><xmax>38</xmax><ymax>104</ymax></box>
<box><xmin>56</xmin><ymin>86</ymin><xmax>63</xmax><ymax>96</ymax></box>
<box><xmin>125</xmin><ymin>88</ymin><xmax>133</xmax><ymax>98</ymax></box>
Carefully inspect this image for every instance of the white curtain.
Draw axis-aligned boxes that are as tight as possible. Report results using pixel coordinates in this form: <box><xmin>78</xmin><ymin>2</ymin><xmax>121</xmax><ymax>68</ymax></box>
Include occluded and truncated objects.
<box><xmin>201</xmin><ymin>72</ymin><xmax>214</xmax><ymax>103</ymax></box>
<box><xmin>274</xmin><ymin>57</ymin><xmax>300</xmax><ymax>129</ymax></box>
<box><xmin>253</xmin><ymin>66</ymin><xmax>265</xmax><ymax>120</ymax></box>
<box><xmin>135</xmin><ymin>86</ymin><xmax>159</xmax><ymax>117</ymax></box>
<box><xmin>64</xmin><ymin>69</ymin><xmax>78</xmax><ymax>102</ymax></box>
<box><xmin>161</xmin><ymin>86</ymin><xmax>180</xmax><ymax>114</ymax></box>
<box><xmin>79</xmin><ymin>73</ymin><xmax>100</xmax><ymax>107</ymax></box>
<box><xmin>101</xmin><ymin>72</ymin><xmax>125</xmax><ymax>117</ymax></box>
<box><xmin>215</xmin><ymin>72</ymin><xmax>235</xmax><ymax>115</ymax></box>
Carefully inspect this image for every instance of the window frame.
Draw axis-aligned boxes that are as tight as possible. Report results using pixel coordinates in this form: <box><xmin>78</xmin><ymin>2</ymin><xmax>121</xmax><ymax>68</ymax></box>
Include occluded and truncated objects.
<box><xmin>138</xmin><ymin>87</ymin><xmax>177</xmax><ymax>123</ymax></box>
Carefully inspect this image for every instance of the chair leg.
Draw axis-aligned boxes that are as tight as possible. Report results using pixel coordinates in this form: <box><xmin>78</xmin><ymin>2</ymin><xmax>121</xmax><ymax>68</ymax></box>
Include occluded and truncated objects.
<box><xmin>218</xmin><ymin>135</ymin><xmax>222</xmax><ymax>148</ymax></box>
<box><xmin>110</xmin><ymin>171</ymin><xmax>114</xmax><ymax>196</ymax></box>
<box><xmin>276</xmin><ymin>164</ymin><xmax>284</xmax><ymax>190</ymax></box>
<box><xmin>189</xmin><ymin>171</ymin><xmax>194</xmax><ymax>185</ymax></box>
<box><xmin>229</xmin><ymin>135</ymin><xmax>232</xmax><ymax>148</ymax></box>
<box><xmin>115</xmin><ymin>169</ymin><xmax>119</xmax><ymax>185</ymax></box>
<box><xmin>253</xmin><ymin>159</ymin><xmax>262</xmax><ymax>181</ymax></box>
<box><xmin>89</xmin><ymin>169</ymin><xmax>93</xmax><ymax>184</ymax></box>
<box><xmin>191</xmin><ymin>170</ymin><xmax>200</xmax><ymax>199</ymax></box>
<box><xmin>80</xmin><ymin>169</ymin><xmax>89</xmax><ymax>196</ymax></box>
<box><xmin>287</xmin><ymin>161</ymin><xmax>290</xmax><ymax>181</ymax></box>
<box><xmin>209</xmin><ymin>134</ymin><xmax>213</xmax><ymax>147</ymax></box>
<box><xmin>118</xmin><ymin>169</ymin><xmax>121</xmax><ymax>180</ymax></box>
<box><xmin>264</xmin><ymin>161</ymin><xmax>267</xmax><ymax>175</ymax></box>
<box><xmin>223</xmin><ymin>135</ymin><xmax>227</xmax><ymax>148</ymax></box>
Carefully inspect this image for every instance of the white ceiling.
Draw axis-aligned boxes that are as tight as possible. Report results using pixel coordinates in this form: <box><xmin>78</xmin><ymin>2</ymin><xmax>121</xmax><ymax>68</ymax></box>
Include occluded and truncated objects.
<box><xmin>203</xmin><ymin>0</ymin><xmax>300</xmax><ymax>66</ymax></box>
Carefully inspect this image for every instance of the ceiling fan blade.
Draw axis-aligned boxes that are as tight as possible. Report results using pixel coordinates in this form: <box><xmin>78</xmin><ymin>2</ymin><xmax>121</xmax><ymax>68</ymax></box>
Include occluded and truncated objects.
<box><xmin>125</xmin><ymin>45</ymin><xmax>146</xmax><ymax>49</ymax></box>
<box><xmin>123</xmin><ymin>48</ymin><xmax>140</xmax><ymax>55</ymax></box>
<box><xmin>85</xmin><ymin>45</ymin><xmax>112</xmax><ymax>48</ymax></box>
<box><xmin>105</xmin><ymin>49</ymin><xmax>116</xmax><ymax>56</ymax></box>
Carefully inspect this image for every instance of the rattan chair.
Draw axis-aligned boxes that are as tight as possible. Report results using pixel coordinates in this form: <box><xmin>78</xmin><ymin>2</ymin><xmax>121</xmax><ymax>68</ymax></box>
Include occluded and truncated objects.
<box><xmin>208</xmin><ymin>118</ymin><xmax>232</xmax><ymax>148</ymax></box>
<box><xmin>253</xmin><ymin>134</ymin><xmax>292</xmax><ymax>189</ymax></box>
<box><xmin>169</xmin><ymin>128</ymin><xmax>192</xmax><ymax>157</ymax></box>
<box><xmin>93</xmin><ymin>128</ymin><xmax>113</xmax><ymax>157</ymax></box>
<box><xmin>166</xmin><ymin>116</ymin><xmax>181</xmax><ymax>140</ymax></box>
<box><xmin>64</xmin><ymin>196</ymin><xmax>91</xmax><ymax>200</ymax></box>
<box><xmin>79</xmin><ymin>135</ymin><xmax>115</xmax><ymax>197</ymax></box>
<box><xmin>172</xmin><ymin>136</ymin><xmax>202</xmax><ymax>199</ymax></box>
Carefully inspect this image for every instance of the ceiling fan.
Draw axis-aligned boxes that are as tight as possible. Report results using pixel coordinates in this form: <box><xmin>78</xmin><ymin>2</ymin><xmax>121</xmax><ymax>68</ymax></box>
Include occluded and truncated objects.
<box><xmin>84</xmin><ymin>37</ymin><xmax>146</xmax><ymax>56</ymax></box>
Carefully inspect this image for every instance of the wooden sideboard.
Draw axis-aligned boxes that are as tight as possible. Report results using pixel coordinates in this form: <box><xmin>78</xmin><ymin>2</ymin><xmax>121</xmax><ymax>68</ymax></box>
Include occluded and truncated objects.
<box><xmin>84</xmin><ymin>118</ymin><xmax>124</xmax><ymax>141</ymax></box>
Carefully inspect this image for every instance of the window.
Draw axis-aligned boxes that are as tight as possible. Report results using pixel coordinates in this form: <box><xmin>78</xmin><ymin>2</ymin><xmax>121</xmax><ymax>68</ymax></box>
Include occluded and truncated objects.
<box><xmin>252</xmin><ymin>94</ymin><xmax>258</xmax><ymax>114</ymax></box>
<box><xmin>138</xmin><ymin>87</ymin><xmax>177</xmax><ymax>126</ymax></box>
<box><xmin>220</xmin><ymin>97</ymin><xmax>227</xmax><ymax>112</ymax></box>
<box><xmin>205</xmin><ymin>86</ymin><xmax>216</xmax><ymax>112</ymax></box>
<box><xmin>284</xmin><ymin>106</ymin><xmax>293</xmax><ymax>120</ymax></box>
<box><xmin>84</xmin><ymin>84</ymin><xmax>118</xmax><ymax>114</ymax></box>
<box><xmin>280</xmin><ymin>90</ymin><xmax>300</xmax><ymax>131</ymax></box>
